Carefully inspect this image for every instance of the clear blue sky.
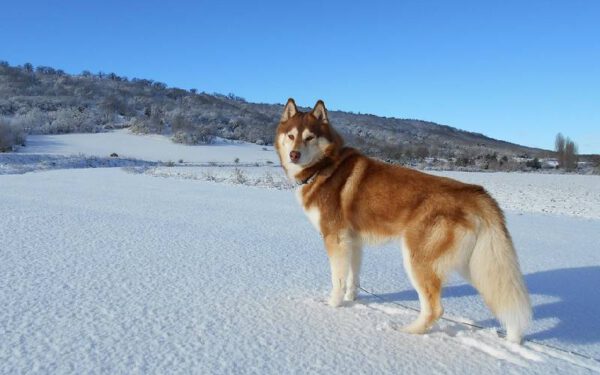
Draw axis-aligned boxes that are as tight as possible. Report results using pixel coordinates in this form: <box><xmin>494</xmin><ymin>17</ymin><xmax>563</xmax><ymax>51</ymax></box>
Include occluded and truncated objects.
<box><xmin>1</xmin><ymin>0</ymin><xmax>599</xmax><ymax>153</ymax></box>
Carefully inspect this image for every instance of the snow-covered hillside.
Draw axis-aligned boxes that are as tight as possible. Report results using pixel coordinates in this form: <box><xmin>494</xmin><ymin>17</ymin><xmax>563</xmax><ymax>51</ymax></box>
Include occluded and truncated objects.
<box><xmin>1</xmin><ymin>131</ymin><xmax>599</xmax><ymax>374</ymax></box>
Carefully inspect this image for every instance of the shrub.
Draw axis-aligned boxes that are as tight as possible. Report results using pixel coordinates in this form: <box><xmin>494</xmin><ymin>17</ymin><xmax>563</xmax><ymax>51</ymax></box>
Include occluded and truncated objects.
<box><xmin>231</xmin><ymin>168</ymin><xmax>247</xmax><ymax>184</ymax></box>
<box><xmin>454</xmin><ymin>153</ymin><xmax>474</xmax><ymax>167</ymax></box>
<box><xmin>261</xmin><ymin>171</ymin><xmax>274</xmax><ymax>186</ymax></box>
<box><xmin>525</xmin><ymin>157</ymin><xmax>542</xmax><ymax>169</ymax></box>
<box><xmin>0</xmin><ymin>117</ymin><xmax>26</xmax><ymax>152</ymax></box>
<box><xmin>201</xmin><ymin>170</ymin><xmax>217</xmax><ymax>181</ymax></box>
<box><xmin>415</xmin><ymin>145</ymin><xmax>429</xmax><ymax>159</ymax></box>
<box><xmin>171</xmin><ymin>127</ymin><xmax>215</xmax><ymax>145</ymax></box>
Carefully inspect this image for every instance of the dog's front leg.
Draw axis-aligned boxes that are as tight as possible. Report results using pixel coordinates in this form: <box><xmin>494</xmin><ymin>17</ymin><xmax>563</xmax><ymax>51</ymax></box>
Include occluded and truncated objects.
<box><xmin>324</xmin><ymin>234</ymin><xmax>351</xmax><ymax>307</ymax></box>
<box><xmin>344</xmin><ymin>241</ymin><xmax>363</xmax><ymax>302</ymax></box>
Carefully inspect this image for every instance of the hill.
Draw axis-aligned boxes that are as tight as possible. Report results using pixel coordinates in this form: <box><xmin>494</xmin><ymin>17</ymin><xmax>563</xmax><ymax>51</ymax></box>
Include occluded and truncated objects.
<box><xmin>0</xmin><ymin>60</ymin><xmax>550</xmax><ymax>169</ymax></box>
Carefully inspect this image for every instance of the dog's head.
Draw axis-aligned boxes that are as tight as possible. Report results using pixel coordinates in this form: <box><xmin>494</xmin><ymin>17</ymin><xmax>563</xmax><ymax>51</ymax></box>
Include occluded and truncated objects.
<box><xmin>275</xmin><ymin>99</ymin><xmax>343</xmax><ymax>180</ymax></box>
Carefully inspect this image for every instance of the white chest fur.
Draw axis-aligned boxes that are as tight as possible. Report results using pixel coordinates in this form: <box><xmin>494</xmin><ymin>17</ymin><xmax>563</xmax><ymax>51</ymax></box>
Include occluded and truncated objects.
<box><xmin>296</xmin><ymin>187</ymin><xmax>321</xmax><ymax>233</ymax></box>
<box><xmin>304</xmin><ymin>206</ymin><xmax>322</xmax><ymax>233</ymax></box>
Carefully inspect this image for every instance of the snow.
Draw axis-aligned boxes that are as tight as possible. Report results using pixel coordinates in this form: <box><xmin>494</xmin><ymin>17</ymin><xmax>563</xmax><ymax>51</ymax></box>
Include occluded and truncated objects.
<box><xmin>1</xmin><ymin>131</ymin><xmax>600</xmax><ymax>374</ymax></box>
<box><xmin>428</xmin><ymin>171</ymin><xmax>600</xmax><ymax>220</ymax></box>
<box><xmin>0</xmin><ymin>153</ymin><xmax>157</xmax><ymax>175</ymax></box>
<box><xmin>19</xmin><ymin>129</ymin><xmax>278</xmax><ymax>164</ymax></box>
<box><xmin>135</xmin><ymin>166</ymin><xmax>600</xmax><ymax>219</ymax></box>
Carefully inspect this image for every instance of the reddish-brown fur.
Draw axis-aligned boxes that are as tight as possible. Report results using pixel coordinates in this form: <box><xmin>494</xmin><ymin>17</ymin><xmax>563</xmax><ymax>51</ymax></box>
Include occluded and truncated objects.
<box><xmin>276</xmin><ymin>99</ymin><xmax>530</xmax><ymax>341</ymax></box>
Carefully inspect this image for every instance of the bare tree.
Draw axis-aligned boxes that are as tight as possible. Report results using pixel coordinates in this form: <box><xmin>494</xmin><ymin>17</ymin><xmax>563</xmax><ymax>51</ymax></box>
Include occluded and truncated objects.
<box><xmin>555</xmin><ymin>133</ymin><xmax>565</xmax><ymax>167</ymax></box>
<box><xmin>555</xmin><ymin>132</ymin><xmax>578</xmax><ymax>171</ymax></box>
<box><xmin>564</xmin><ymin>138</ymin><xmax>578</xmax><ymax>171</ymax></box>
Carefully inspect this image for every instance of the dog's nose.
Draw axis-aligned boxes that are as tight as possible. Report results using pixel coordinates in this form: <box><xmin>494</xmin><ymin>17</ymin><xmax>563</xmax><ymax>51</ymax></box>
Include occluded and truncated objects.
<box><xmin>289</xmin><ymin>151</ymin><xmax>301</xmax><ymax>162</ymax></box>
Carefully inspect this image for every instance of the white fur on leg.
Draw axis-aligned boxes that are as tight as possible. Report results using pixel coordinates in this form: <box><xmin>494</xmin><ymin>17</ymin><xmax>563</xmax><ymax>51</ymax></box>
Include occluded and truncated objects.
<box><xmin>327</xmin><ymin>240</ymin><xmax>351</xmax><ymax>307</ymax></box>
<box><xmin>344</xmin><ymin>244</ymin><xmax>362</xmax><ymax>301</ymax></box>
<box><xmin>344</xmin><ymin>287</ymin><xmax>357</xmax><ymax>302</ymax></box>
<box><xmin>400</xmin><ymin>291</ymin><xmax>434</xmax><ymax>334</ymax></box>
<box><xmin>329</xmin><ymin>288</ymin><xmax>344</xmax><ymax>307</ymax></box>
<box><xmin>401</xmin><ymin>242</ymin><xmax>433</xmax><ymax>334</ymax></box>
<box><xmin>329</xmin><ymin>272</ymin><xmax>345</xmax><ymax>307</ymax></box>
<box><xmin>401</xmin><ymin>315</ymin><xmax>432</xmax><ymax>334</ymax></box>
<box><xmin>329</xmin><ymin>265</ymin><xmax>346</xmax><ymax>307</ymax></box>
<box><xmin>329</xmin><ymin>272</ymin><xmax>346</xmax><ymax>307</ymax></box>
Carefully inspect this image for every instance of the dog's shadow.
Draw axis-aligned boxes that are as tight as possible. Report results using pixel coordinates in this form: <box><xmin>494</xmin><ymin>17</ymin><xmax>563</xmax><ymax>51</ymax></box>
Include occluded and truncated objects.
<box><xmin>361</xmin><ymin>266</ymin><xmax>600</xmax><ymax>345</ymax></box>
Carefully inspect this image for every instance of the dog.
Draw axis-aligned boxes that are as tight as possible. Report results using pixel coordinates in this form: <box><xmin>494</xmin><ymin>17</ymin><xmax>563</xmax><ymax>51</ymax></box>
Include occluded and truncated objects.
<box><xmin>275</xmin><ymin>98</ymin><xmax>531</xmax><ymax>343</ymax></box>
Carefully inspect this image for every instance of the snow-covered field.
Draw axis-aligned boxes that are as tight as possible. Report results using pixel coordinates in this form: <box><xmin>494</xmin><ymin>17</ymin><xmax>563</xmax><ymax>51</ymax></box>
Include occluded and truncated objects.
<box><xmin>19</xmin><ymin>129</ymin><xmax>279</xmax><ymax>165</ymax></box>
<box><xmin>1</xmin><ymin>130</ymin><xmax>600</xmax><ymax>374</ymax></box>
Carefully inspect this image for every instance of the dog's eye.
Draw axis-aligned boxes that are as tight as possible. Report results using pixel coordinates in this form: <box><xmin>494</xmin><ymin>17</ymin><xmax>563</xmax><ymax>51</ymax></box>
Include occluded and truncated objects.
<box><xmin>305</xmin><ymin>136</ymin><xmax>314</xmax><ymax>142</ymax></box>
<box><xmin>288</xmin><ymin>134</ymin><xmax>295</xmax><ymax>140</ymax></box>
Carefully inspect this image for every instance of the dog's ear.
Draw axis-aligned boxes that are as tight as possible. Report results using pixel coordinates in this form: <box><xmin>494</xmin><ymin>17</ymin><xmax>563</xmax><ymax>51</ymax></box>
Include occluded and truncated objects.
<box><xmin>280</xmin><ymin>98</ymin><xmax>298</xmax><ymax>123</ymax></box>
<box><xmin>311</xmin><ymin>100</ymin><xmax>329</xmax><ymax>124</ymax></box>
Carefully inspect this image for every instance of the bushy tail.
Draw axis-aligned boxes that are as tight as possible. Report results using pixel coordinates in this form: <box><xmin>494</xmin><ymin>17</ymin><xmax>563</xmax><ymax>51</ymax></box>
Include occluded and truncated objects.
<box><xmin>468</xmin><ymin>212</ymin><xmax>531</xmax><ymax>343</ymax></box>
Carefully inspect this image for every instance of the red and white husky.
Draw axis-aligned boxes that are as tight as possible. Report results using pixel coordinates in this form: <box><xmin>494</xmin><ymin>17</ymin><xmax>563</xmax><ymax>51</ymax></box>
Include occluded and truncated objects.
<box><xmin>275</xmin><ymin>99</ymin><xmax>531</xmax><ymax>343</ymax></box>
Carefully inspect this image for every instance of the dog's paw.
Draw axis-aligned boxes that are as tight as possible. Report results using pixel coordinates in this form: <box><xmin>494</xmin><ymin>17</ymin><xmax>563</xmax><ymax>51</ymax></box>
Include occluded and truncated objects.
<box><xmin>328</xmin><ymin>291</ymin><xmax>344</xmax><ymax>307</ymax></box>
<box><xmin>343</xmin><ymin>288</ymin><xmax>357</xmax><ymax>302</ymax></box>
<box><xmin>400</xmin><ymin>320</ymin><xmax>429</xmax><ymax>334</ymax></box>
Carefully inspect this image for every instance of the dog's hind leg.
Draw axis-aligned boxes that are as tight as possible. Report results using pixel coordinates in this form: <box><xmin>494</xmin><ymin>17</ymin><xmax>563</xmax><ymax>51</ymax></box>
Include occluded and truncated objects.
<box><xmin>400</xmin><ymin>239</ymin><xmax>444</xmax><ymax>334</ymax></box>
<box><xmin>344</xmin><ymin>239</ymin><xmax>363</xmax><ymax>302</ymax></box>
<box><xmin>324</xmin><ymin>233</ymin><xmax>352</xmax><ymax>307</ymax></box>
